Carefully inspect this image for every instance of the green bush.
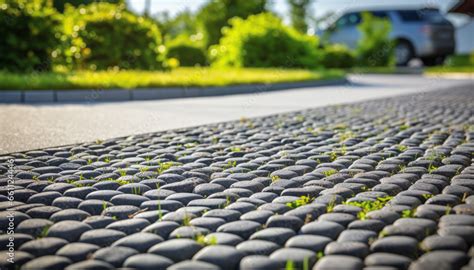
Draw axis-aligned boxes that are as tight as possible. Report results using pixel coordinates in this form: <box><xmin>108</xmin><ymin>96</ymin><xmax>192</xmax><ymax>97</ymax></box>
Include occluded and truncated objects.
<box><xmin>356</xmin><ymin>12</ymin><xmax>394</xmax><ymax>67</ymax></box>
<box><xmin>59</xmin><ymin>3</ymin><xmax>165</xmax><ymax>70</ymax></box>
<box><xmin>0</xmin><ymin>0</ymin><xmax>60</xmax><ymax>72</ymax></box>
<box><xmin>209</xmin><ymin>13</ymin><xmax>321</xmax><ymax>68</ymax></box>
<box><xmin>321</xmin><ymin>44</ymin><xmax>355</xmax><ymax>69</ymax></box>
<box><xmin>166</xmin><ymin>36</ymin><xmax>207</xmax><ymax>67</ymax></box>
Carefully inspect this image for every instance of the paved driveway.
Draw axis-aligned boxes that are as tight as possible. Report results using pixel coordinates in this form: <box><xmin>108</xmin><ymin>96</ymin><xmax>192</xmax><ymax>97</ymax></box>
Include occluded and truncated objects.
<box><xmin>0</xmin><ymin>74</ymin><xmax>471</xmax><ymax>154</ymax></box>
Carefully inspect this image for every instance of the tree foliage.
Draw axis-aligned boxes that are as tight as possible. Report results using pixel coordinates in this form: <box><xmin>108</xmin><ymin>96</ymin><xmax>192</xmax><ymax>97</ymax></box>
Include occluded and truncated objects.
<box><xmin>52</xmin><ymin>0</ymin><xmax>123</xmax><ymax>12</ymax></box>
<box><xmin>197</xmin><ymin>0</ymin><xmax>267</xmax><ymax>47</ymax></box>
<box><xmin>288</xmin><ymin>0</ymin><xmax>312</xmax><ymax>33</ymax></box>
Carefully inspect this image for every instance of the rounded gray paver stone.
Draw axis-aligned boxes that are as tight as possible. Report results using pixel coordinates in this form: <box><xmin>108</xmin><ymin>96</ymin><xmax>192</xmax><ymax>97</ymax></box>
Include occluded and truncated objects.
<box><xmin>413</xmin><ymin>250</ymin><xmax>469</xmax><ymax>270</ymax></box>
<box><xmin>364</xmin><ymin>252</ymin><xmax>412</xmax><ymax>270</ymax></box>
<box><xmin>300</xmin><ymin>221</ymin><xmax>345</xmax><ymax>239</ymax></box>
<box><xmin>123</xmin><ymin>253</ymin><xmax>174</xmax><ymax>270</ymax></box>
<box><xmin>324</xmin><ymin>241</ymin><xmax>370</xmax><ymax>259</ymax></box>
<box><xmin>19</xmin><ymin>237</ymin><xmax>68</xmax><ymax>257</ymax></box>
<box><xmin>285</xmin><ymin>235</ymin><xmax>332</xmax><ymax>253</ymax></box>
<box><xmin>56</xmin><ymin>242</ymin><xmax>100</xmax><ymax>262</ymax></box>
<box><xmin>16</xmin><ymin>218</ymin><xmax>54</xmax><ymax>238</ymax></box>
<box><xmin>92</xmin><ymin>246</ymin><xmax>139</xmax><ymax>267</ymax></box>
<box><xmin>148</xmin><ymin>238</ymin><xmax>203</xmax><ymax>262</ymax></box>
<box><xmin>20</xmin><ymin>255</ymin><xmax>72</xmax><ymax>270</ymax></box>
<box><xmin>217</xmin><ymin>220</ymin><xmax>261</xmax><ymax>239</ymax></box>
<box><xmin>168</xmin><ymin>260</ymin><xmax>221</xmax><ymax>270</ymax></box>
<box><xmin>46</xmin><ymin>220</ymin><xmax>92</xmax><ymax>242</ymax></box>
<box><xmin>250</xmin><ymin>227</ymin><xmax>295</xmax><ymax>246</ymax></box>
<box><xmin>79</xmin><ymin>228</ymin><xmax>126</xmax><ymax>247</ymax></box>
<box><xmin>193</xmin><ymin>245</ymin><xmax>245</xmax><ymax>270</ymax></box>
<box><xmin>236</xmin><ymin>240</ymin><xmax>280</xmax><ymax>256</ymax></box>
<box><xmin>269</xmin><ymin>248</ymin><xmax>316</xmax><ymax>269</ymax></box>
<box><xmin>370</xmin><ymin>236</ymin><xmax>419</xmax><ymax>258</ymax></box>
<box><xmin>240</xmin><ymin>255</ymin><xmax>280</xmax><ymax>270</ymax></box>
<box><xmin>313</xmin><ymin>255</ymin><xmax>364</xmax><ymax>270</ymax></box>
<box><xmin>111</xmin><ymin>232</ymin><xmax>163</xmax><ymax>252</ymax></box>
<box><xmin>64</xmin><ymin>260</ymin><xmax>114</xmax><ymax>270</ymax></box>
<box><xmin>420</xmin><ymin>235</ymin><xmax>468</xmax><ymax>252</ymax></box>
<box><xmin>105</xmin><ymin>218</ymin><xmax>150</xmax><ymax>235</ymax></box>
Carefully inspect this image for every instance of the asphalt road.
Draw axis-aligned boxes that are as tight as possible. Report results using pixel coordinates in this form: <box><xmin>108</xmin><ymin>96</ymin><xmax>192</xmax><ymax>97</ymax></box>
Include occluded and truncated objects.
<box><xmin>0</xmin><ymin>74</ymin><xmax>471</xmax><ymax>154</ymax></box>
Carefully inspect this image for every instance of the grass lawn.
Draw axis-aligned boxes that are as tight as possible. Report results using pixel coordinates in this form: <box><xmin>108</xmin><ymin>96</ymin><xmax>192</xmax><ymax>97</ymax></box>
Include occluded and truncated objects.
<box><xmin>349</xmin><ymin>67</ymin><xmax>398</xmax><ymax>74</ymax></box>
<box><xmin>424</xmin><ymin>66</ymin><xmax>474</xmax><ymax>74</ymax></box>
<box><xmin>0</xmin><ymin>68</ymin><xmax>344</xmax><ymax>90</ymax></box>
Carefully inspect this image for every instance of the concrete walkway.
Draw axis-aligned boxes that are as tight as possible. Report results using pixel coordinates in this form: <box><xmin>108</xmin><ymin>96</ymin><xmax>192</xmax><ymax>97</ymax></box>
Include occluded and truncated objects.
<box><xmin>0</xmin><ymin>74</ymin><xmax>471</xmax><ymax>154</ymax></box>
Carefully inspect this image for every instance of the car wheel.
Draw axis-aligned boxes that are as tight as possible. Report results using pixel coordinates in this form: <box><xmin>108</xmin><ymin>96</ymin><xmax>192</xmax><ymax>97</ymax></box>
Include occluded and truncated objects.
<box><xmin>394</xmin><ymin>41</ymin><xmax>413</xmax><ymax>66</ymax></box>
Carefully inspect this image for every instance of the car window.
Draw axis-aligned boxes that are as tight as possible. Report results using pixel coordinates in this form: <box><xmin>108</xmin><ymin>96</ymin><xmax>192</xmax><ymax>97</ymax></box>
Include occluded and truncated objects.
<box><xmin>336</xmin><ymin>13</ymin><xmax>360</xmax><ymax>29</ymax></box>
<box><xmin>397</xmin><ymin>10</ymin><xmax>422</xmax><ymax>21</ymax></box>
<box><xmin>397</xmin><ymin>9</ymin><xmax>445</xmax><ymax>22</ymax></box>
<box><xmin>372</xmin><ymin>11</ymin><xmax>389</xmax><ymax>19</ymax></box>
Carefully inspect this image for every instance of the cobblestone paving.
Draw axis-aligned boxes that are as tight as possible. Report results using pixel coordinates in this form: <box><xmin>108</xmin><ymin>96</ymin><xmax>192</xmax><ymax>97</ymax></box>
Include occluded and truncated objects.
<box><xmin>1</xmin><ymin>85</ymin><xmax>473</xmax><ymax>270</ymax></box>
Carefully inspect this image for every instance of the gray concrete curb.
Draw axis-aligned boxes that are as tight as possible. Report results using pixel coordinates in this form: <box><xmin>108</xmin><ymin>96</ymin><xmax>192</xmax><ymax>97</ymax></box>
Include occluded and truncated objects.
<box><xmin>0</xmin><ymin>78</ymin><xmax>347</xmax><ymax>104</ymax></box>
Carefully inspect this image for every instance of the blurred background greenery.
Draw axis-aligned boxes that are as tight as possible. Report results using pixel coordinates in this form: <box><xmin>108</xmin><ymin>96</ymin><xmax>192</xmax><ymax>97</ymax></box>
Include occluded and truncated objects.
<box><xmin>0</xmin><ymin>0</ymin><xmax>471</xmax><ymax>90</ymax></box>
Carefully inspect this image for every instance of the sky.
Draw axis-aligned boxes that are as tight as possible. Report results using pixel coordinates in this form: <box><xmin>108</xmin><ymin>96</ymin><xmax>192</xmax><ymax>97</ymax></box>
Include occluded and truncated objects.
<box><xmin>126</xmin><ymin>0</ymin><xmax>467</xmax><ymax>28</ymax></box>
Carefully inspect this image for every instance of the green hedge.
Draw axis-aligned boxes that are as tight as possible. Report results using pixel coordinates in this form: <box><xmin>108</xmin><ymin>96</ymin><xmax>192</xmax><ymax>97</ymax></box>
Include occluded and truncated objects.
<box><xmin>0</xmin><ymin>0</ymin><xmax>60</xmax><ymax>72</ymax></box>
<box><xmin>321</xmin><ymin>44</ymin><xmax>355</xmax><ymax>69</ymax></box>
<box><xmin>209</xmin><ymin>13</ymin><xmax>321</xmax><ymax>68</ymax></box>
<box><xmin>59</xmin><ymin>3</ymin><xmax>165</xmax><ymax>70</ymax></box>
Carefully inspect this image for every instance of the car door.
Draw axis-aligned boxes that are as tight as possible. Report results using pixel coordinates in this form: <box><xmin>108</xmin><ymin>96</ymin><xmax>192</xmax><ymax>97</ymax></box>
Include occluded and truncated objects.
<box><xmin>327</xmin><ymin>12</ymin><xmax>361</xmax><ymax>49</ymax></box>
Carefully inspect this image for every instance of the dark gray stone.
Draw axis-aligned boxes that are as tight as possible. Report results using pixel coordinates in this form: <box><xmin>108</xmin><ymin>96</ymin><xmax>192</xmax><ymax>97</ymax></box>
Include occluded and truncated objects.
<box><xmin>64</xmin><ymin>260</ymin><xmax>114</xmax><ymax>270</ymax></box>
<box><xmin>92</xmin><ymin>246</ymin><xmax>138</xmax><ymax>267</ymax></box>
<box><xmin>239</xmin><ymin>255</ymin><xmax>280</xmax><ymax>270</ymax></box>
<box><xmin>314</xmin><ymin>255</ymin><xmax>363</xmax><ymax>270</ymax></box>
<box><xmin>370</xmin><ymin>236</ymin><xmax>419</xmax><ymax>258</ymax></box>
<box><xmin>79</xmin><ymin>228</ymin><xmax>126</xmax><ymax>247</ymax></box>
<box><xmin>149</xmin><ymin>238</ymin><xmax>202</xmax><ymax>262</ymax></box>
<box><xmin>123</xmin><ymin>254</ymin><xmax>173</xmax><ymax>270</ymax></box>
<box><xmin>285</xmin><ymin>234</ymin><xmax>332</xmax><ymax>253</ymax></box>
<box><xmin>21</xmin><ymin>255</ymin><xmax>71</xmax><ymax>270</ymax></box>
<box><xmin>324</xmin><ymin>241</ymin><xmax>369</xmax><ymax>259</ymax></box>
<box><xmin>19</xmin><ymin>237</ymin><xmax>68</xmax><ymax>257</ymax></box>
<box><xmin>193</xmin><ymin>245</ymin><xmax>245</xmax><ymax>270</ymax></box>
<box><xmin>236</xmin><ymin>240</ymin><xmax>280</xmax><ymax>256</ymax></box>
<box><xmin>46</xmin><ymin>220</ymin><xmax>92</xmax><ymax>242</ymax></box>
<box><xmin>364</xmin><ymin>253</ymin><xmax>412</xmax><ymax>270</ymax></box>
<box><xmin>269</xmin><ymin>248</ymin><xmax>316</xmax><ymax>269</ymax></box>
<box><xmin>56</xmin><ymin>242</ymin><xmax>100</xmax><ymax>262</ymax></box>
<box><xmin>217</xmin><ymin>220</ymin><xmax>261</xmax><ymax>239</ymax></box>
<box><xmin>250</xmin><ymin>227</ymin><xmax>295</xmax><ymax>246</ymax></box>
<box><xmin>300</xmin><ymin>221</ymin><xmax>345</xmax><ymax>239</ymax></box>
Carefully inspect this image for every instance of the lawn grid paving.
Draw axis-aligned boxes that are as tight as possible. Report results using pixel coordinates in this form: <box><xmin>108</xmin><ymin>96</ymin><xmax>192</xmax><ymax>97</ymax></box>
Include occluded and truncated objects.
<box><xmin>0</xmin><ymin>84</ymin><xmax>473</xmax><ymax>270</ymax></box>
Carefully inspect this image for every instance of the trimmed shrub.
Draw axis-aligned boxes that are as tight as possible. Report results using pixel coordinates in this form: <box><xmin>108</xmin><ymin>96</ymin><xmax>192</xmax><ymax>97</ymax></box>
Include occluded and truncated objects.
<box><xmin>356</xmin><ymin>12</ymin><xmax>394</xmax><ymax>67</ymax></box>
<box><xmin>209</xmin><ymin>13</ymin><xmax>321</xmax><ymax>68</ymax></box>
<box><xmin>59</xmin><ymin>3</ymin><xmax>164</xmax><ymax>70</ymax></box>
<box><xmin>166</xmin><ymin>39</ymin><xmax>207</xmax><ymax>67</ymax></box>
<box><xmin>321</xmin><ymin>44</ymin><xmax>355</xmax><ymax>69</ymax></box>
<box><xmin>0</xmin><ymin>0</ymin><xmax>60</xmax><ymax>72</ymax></box>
